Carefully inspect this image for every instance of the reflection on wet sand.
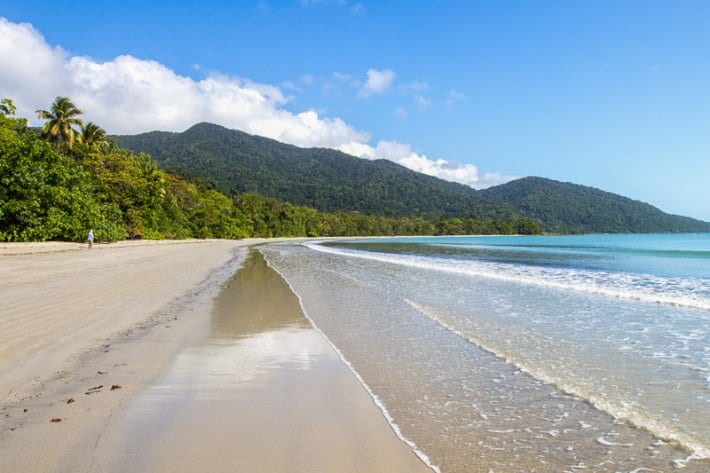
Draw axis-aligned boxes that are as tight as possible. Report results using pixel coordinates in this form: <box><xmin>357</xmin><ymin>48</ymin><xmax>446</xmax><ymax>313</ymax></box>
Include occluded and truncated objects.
<box><xmin>209</xmin><ymin>250</ymin><xmax>311</xmax><ymax>339</ymax></box>
<box><xmin>95</xmin><ymin>251</ymin><xmax>429</xmax><ymax>473</ymax></box>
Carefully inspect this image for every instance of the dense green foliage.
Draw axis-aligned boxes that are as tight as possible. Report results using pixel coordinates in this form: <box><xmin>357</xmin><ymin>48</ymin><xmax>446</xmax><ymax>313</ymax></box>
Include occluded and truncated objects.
<box><xmin>7</xmin><ymin>97</ymin><xmax>702</xmax><ymax>241</ymax></box>
<box><xmin>481</xmin><ymin>177</ymin><xmax>710</xmax><ymax>233</ymax></box>
<box><xmin>0</xmin><ymin>103</ymin><xmax>248</xmax><ymax>242</ymax></box>
<box><xmin>36</xmin><ymin>96</ymin><xmax>84</xmax><ymax>151</ymax></box>
<box><xmin>0</xmin><ymin>111</ymin><xmax>126</xmax><ymax>241</ymax></box>
<box><xmin>117</xmin><ymin>122</ymin><xmax>709</xmax><ymax>234</ymax></box>
<box><xmin>233</xmin><ymin>193</ymin><xmax>542</xmax><ymax>237</ymax></box>
<box><xmin>116</xmin><ymin>123</ymin><xmax>518</xmax><ymax>219</ymax></box>
<box><xmin>1</xmin><ymin>99</ymin><xmax>542</xmax><ymax>242</ymax></box>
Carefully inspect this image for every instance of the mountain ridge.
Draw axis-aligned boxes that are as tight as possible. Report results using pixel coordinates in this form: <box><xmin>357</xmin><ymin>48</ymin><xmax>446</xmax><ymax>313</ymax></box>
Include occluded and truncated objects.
<box><xmin>481</xmin><ymin>176</ymin><xmax>710</xmax><ymax>233</ymax></box>
<box><xmin>117</xmin><ymin>122</ymin><xmax>519</xmax><ymax>219</ymax></box>
<box><xmin>116</xmin><ymin>123</ymin><xmax>710</xmax><ymax>234</ymax></box>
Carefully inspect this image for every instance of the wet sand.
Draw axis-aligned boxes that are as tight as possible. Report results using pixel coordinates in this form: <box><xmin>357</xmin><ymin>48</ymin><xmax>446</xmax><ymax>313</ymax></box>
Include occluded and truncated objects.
<box><xmin>0</xmin><ymin>242</ymin><xmax>428</xmax><ymax>472</ymax></box>
<box><xmin>93</xmin><ymin>251</ymin><xmax>429</xmax><ymax>472</ymax></box>
<box><xmin>263</xmin><ymin>242</ymin><xmax>710</xmax><ymax>472</ymax></box>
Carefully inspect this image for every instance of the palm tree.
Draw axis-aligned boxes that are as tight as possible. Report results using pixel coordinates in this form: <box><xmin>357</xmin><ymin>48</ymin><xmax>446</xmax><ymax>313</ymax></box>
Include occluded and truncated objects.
<box><xmin>36</xmin><ymin>96</ymin><xmax>84</xmax><ymax>150</ymax></box>
<box><xmin>78</xmin><ymin>122</ymin><xmax>108</xmax><ymax>149</ymax></box>
<box><xmin>0</xmin><ymin>98</ymin><xmax>16</xmax><ymax>116</ymax></box>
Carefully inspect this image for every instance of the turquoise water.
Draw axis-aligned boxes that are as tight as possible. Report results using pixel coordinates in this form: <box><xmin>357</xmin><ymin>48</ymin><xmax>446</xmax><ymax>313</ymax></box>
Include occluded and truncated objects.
<box><xmin>342</xmin><ymin>233</ymin><xmax>710</xmax><ymax>278</ymax></box>
<box><xmin>264</xmin><ymin>234</ymin><xmax>710</xmax><ymax>471</ymax></box>
<box><xmin>324</xmin><ymin>233</ymin><xmax>710</xmax><ymax>310</ymax></box>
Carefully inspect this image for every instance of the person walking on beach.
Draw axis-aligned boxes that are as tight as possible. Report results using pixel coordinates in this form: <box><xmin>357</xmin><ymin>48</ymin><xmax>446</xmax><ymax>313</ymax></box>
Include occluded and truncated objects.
<box><xmin>87</xmin><ymin>229</ymin><xmax>94</xmax><ymax>249</ymax></box>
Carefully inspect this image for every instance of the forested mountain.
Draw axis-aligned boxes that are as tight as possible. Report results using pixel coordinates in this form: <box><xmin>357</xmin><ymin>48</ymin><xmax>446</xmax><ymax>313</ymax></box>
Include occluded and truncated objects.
<box><xmin>481</xmin><ymin>177</ymin><xmax>710</xmax><ymax>233</ymax></box>
<box><xmin>1</xmin><ymin>97</ymin><xmax>540</xmax><ymax>242</ymax></box>
<box><xmin>116</xmin><ymin>123</ymin><xmax>517</xmax><ymax>219</ymax></box>
<box><xmin>117</xmin><ymin>123</ymin><xmax>709</xmax><ymax>234</ymax></box>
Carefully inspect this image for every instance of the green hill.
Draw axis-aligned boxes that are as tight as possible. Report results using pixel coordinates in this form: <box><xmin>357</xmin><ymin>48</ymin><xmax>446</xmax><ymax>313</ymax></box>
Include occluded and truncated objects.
<box><xmin>480</xmin><ymin>176</ymin><xmax>710</xmax><ymax>233</ymax></box>
<box><xmin>116</xmin><ymin>123</ymin><xmax>710</xmax><ymax>234</ymax></box>
<box><xmin>116</xmin><ymin>123</ymin><xmax>517</xmax><ymax>220</ymax></box>
<box><xmin>2</xmin><ymin>101</ymin><xmax>536</xmax><ymax>241</ymax></box>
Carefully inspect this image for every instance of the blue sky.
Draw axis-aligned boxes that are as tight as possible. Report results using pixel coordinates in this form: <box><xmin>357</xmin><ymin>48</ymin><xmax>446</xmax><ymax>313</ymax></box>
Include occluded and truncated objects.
<box><xmin>1</xmin><ymin>1</ymin><xmax>709</xmax><ymax>220</ymax></box>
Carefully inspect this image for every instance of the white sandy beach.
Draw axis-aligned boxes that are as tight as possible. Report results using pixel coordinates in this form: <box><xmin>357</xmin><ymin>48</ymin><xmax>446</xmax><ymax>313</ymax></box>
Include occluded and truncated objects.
<box><xmin>0</xmin><ymin>239</ymin><xmax>428</xmax><ymax>472</ymax></box>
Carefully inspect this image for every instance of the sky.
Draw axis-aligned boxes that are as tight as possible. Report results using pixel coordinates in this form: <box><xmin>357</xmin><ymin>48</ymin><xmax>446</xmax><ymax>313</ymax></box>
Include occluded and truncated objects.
<box><xmin>1</xmin><ymin>0</ymin><xmax>709</xmax><ymax>220</ymax></box>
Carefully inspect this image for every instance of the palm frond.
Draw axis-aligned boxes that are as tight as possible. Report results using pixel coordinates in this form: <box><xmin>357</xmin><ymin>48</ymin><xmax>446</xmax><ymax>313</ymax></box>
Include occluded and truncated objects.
<box><xmin>35</xmin><ymin>96</ymin><xmax>84</xmax><ymax>150</ymax></box>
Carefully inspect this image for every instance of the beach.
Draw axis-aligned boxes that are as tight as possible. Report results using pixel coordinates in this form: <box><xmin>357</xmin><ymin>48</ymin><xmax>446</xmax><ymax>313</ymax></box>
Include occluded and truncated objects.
<box><xmin>3</xmin><ymin>236</ymin><xmax>708</xmax><ymax>472</ymax></box>
<box><xmin>262</xmin><ymin>237</ymin><xmax>710</xmax><ymax>472</ymax></box>
<box><xmin>0</xmin><ymin>240</ymin><xmax>429</xmax><ymax>472</ymax></box>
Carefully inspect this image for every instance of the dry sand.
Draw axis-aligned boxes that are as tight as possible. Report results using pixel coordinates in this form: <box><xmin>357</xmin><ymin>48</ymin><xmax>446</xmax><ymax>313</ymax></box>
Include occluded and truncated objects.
<box><xmin>0</xmin><ymin>240</ymin><xmax>430</xmax><ymax>472</ymax></box>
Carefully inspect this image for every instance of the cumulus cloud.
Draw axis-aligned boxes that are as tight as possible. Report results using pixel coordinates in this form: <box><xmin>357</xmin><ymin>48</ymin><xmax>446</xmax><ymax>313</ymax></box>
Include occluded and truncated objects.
<box><xmin>359</xmin><ymin>68</ymin><xmax>396</xmax><ymax>97</ymax></box>
<box><xmin>0</xmin><ymin>18</ymin><xmax>367</xmax><ymax>146</ymax></box>
<box><xmin>338</xmin><ymin>141</ymin><xmax>515</xmax><ymax>188</ymax></box>
<box><xmin>0</xmin><ymin>17</ymin><xmax>513</xmax><ymax>189</ymax></box>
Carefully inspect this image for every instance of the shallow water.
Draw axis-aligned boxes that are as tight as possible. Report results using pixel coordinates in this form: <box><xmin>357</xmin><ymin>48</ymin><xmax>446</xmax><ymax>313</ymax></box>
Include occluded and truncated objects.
<box><xmin>262</xmin><ymin>235</ymin><xmax>710</xmax><ymax>472</ymax></box>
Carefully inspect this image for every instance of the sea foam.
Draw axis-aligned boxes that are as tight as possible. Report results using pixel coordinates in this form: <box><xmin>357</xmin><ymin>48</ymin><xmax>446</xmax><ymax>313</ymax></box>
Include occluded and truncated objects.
<box><xmin>260</xmin><ymin>248</ymin><xmax>442</xmax><ymax>473</ymax></box>
<box><xmin>306</xmin><ymin>242</ymin><xmax>710</xmax><ymax>311</ymax></box>
<box><xmin>403</xmin><ymin>298</ymin><xmax>710</xmax><ymax>463</ymax></box>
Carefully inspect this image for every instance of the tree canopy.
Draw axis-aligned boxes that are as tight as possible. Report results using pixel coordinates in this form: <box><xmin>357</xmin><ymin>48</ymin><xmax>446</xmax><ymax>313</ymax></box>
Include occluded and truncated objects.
<box><xmin>481</xmin><ymin>177</ymin><xmax>710</xmax><ymax>233</ymax></box>
<box><xmin>1</xmin><ymin>97</ymin><xmax>542</xmax><ymax>243</ymax></box>
<box><xmin>36</xmin><ymin>96</ymin><xmax>84</xmax><ymax>151</ymax></box>
<box><xmin>116</xmin><ymin>122</ymin><xmax>709</xmax><ymax>234</ymax></box>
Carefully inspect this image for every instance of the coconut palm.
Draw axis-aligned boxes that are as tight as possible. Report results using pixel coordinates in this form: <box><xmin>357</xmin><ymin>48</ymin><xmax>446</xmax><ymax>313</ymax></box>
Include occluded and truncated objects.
<box><xmin>0</xmin><ymin>98</ymin><xmax>16</xmax><ymax>116</ymax></box>
<box><xmin>78</xmin><ymin>122</ymin><xmax>108</xmax><ymax>149</ymax></box>
<box><xmin>36</xmin><ymin>96</ymin><xmax>84</xmax><ymax>150</ymax></box>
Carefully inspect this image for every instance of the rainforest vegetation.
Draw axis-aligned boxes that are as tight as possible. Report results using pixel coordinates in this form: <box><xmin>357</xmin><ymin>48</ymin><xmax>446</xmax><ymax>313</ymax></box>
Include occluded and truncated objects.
<box><xmin>118</xmin><ymin>122</ymin><xmax>710</xmax><ymax>234</ymax></box>
<box><xmin>0</xmin><ymin>96</ymin><xmax>543</xmax><ymax>242</ymax></box>
<box><xmin>481</xmin><ymin>177</ymin><xmax>710</xmax><ymax>234</ymax></box>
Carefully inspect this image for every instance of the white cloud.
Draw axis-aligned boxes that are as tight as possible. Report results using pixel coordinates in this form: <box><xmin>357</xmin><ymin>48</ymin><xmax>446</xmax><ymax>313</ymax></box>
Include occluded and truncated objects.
<box><xmin>332</xmin><ymin>71</ymin><xmax>359</xmax><ymax>85</ymax></box>
<box><xmin>398</xmin><ymin>81</ymin><xmax>429</xmax><ymax>94</ymax></box>
<box><xmin>477</xmin><ymin>172</ymin><xmax>517</xmax><ymax>189</ymax></box>
<box><xmin>415</xmin><ymin>95</ymin><xmax>431</xmax><ymax>110</ymax></box>
<box><xmin>0</xmin><ymin>17</ymin><xmax>513</xmax><ymax>189</ymax></box>
<box><xmin>320</xmin><ymin>71</ymin><xmax>361</xmax><ymax>97</ymax></box>
<box><xmin>338</xmin><ymin>140</ymin><xmax>515</xmax><ymax>188</ymax></box>
<box><xmin>0</xmin><ymin>18</ymin><xmax>367</xmax><ymax>147</ymax></box>
<box><xmin>445</xmin><ymin>89</ymin><xmax>468</xmax><ymax>107</ymax></box>
<box><xmin>331</xmin><ymin>71</ymin><xmax>361</xmax><ymax>88</ymax></box>
<box><xmin>359</xmin><ymin>68</ymin><xmax>396</xmax><ymax>97</ymax></box>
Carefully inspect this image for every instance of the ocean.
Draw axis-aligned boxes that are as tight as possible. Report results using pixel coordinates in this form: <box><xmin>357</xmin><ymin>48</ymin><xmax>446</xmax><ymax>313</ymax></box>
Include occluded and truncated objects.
<box><xmin>261</xmin><ymin>234</ymin><xmax>710</xmax><ymax>472</ymax></box>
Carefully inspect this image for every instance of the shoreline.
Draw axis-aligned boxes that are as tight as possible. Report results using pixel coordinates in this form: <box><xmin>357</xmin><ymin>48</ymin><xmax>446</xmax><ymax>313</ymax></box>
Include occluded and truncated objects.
<box><xmin>94</xmin><ymin>251</ymin><xmax>430</xmax><ymax>472</ymax></box>
<box><xmin>0</xmin><ymin>239</ymin><xmax>253</xmax><ymax>471</ymax></box>
<box><xmin>262</xmin><ymin>239</ymin><xmax>710</xmax><ymax>472</ymax></box>
<box><xmin>264</xmin><ymin>250</ymin><xmax>441</xmax><ymax>473</ymax></box>
<box><xmin>0</xmin><ymin>239</ymin><xmax>429</xmax><ymax>472</ymax></box>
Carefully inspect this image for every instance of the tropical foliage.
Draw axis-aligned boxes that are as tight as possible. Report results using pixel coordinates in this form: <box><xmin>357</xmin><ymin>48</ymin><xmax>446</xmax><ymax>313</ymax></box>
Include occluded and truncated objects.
<box><xmin>78</xmin><ymin>122</ymin><xmax>109</xmax><ymax>149</ymax></box>
<box><xmin>116</xmin><ymin>123</ymin><xmax>519</xmax><ymax>219</ymax></box>
<box><xmin>0</xmin><ymin>97</ymin><xmax>543</xmax><ymax>243</ymax></box>
<box><xmin>0</xmin><ymin>98</ymin><xmax>17</xmax><ymax>116</ymax></box>
<box><xmin>480</xmin><ymin>177</ymin><xmax>710</xmax><ymax>233</ymax></box>
<box><xmin>117</xmin><ymin>122</ymin><xmax>709</xmax><ymax>233</ymax></box>
<box><xmin>36</xmin><ymin>96</ymin><xmax>84</xmax><ymax>151</ymax></box>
